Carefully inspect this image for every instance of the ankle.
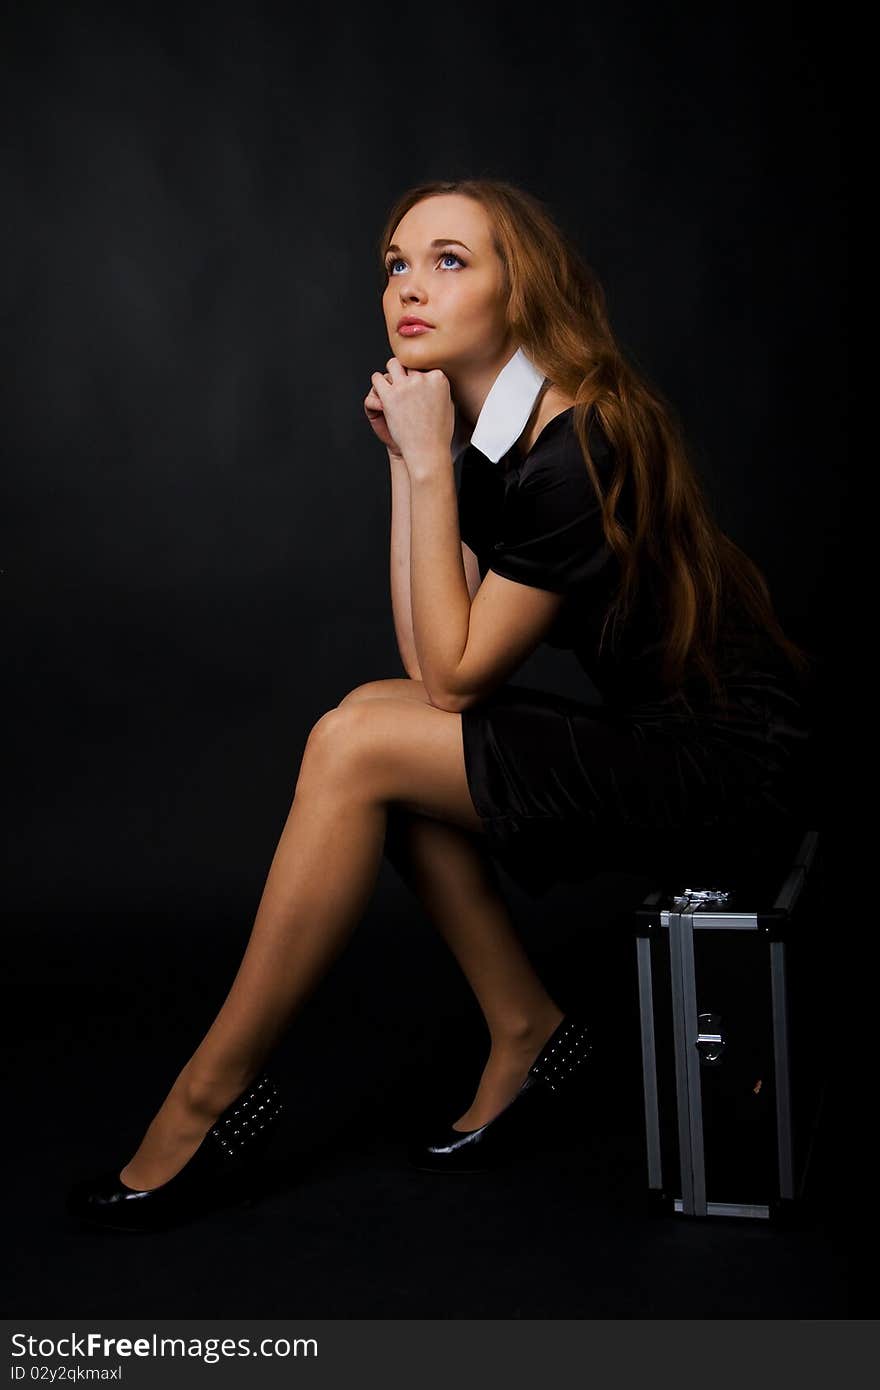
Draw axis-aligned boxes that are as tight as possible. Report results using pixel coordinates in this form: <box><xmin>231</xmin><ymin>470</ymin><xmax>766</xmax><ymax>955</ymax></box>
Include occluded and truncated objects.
<box><xmin>489</xmin><ymin>1005</ymin><xmax>565</xmax><ymax>1053</ymax></box>
<box><xmin>175</xmin><ymin>1064</ymin><xmax>257</xmax><ymax>1122</ymax></box>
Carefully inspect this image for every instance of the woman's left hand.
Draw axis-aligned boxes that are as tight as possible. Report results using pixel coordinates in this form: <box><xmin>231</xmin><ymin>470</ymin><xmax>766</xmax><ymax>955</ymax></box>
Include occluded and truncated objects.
<box><xmin>369</xmin><ymin>358</ymin><xmax>455</xmax><ymax>475</ymax></box>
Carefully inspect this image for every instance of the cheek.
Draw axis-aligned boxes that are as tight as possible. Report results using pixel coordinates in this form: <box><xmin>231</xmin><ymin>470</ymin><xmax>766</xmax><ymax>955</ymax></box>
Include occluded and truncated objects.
<box><xmin>454</xmin><ymin>283</ymin><xmax>503</xmax><ymax>329</ymax></box>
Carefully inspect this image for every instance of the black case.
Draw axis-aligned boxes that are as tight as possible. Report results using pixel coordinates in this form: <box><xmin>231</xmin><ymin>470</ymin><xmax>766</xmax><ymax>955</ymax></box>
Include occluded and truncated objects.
<box><xmin>632</xmin><ymin>828</ymin><xmax>827</xmax><ymax>1223</ymax></box>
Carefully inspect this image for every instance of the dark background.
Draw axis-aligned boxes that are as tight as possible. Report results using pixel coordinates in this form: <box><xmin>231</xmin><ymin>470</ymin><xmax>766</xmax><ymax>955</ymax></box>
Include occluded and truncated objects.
<box><xmin>3</xmin><ymin>1</ymin><xmax>852</xmax><ymax>1319</ymax></box>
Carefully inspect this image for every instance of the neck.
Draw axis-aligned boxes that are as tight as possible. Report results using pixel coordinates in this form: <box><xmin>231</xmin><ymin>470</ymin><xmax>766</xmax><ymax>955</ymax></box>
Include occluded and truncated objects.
<box><xmin>446</xmin><ymin>342</ymin><xmax>520</xmax><ymax>432</ymax></box>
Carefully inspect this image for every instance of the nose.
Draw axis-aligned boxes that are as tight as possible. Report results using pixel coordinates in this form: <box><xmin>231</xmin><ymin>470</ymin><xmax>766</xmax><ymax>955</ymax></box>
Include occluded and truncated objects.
<box><xmin>400</xmin><ymin>281</ymin><xmax>427</xmax><ymax>305</ymax></box>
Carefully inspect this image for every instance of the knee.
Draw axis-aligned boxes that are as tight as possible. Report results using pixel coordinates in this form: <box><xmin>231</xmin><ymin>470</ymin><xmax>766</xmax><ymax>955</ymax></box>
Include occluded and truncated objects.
<box><xmin>304</xmin><ymin>705</ymin><xmax>352</xmax><ymax>757</ymax></box>
<box><xmin>301</xmin><ymin>703</ymin><xmax>371</xmax><ymax>780</ymax></box>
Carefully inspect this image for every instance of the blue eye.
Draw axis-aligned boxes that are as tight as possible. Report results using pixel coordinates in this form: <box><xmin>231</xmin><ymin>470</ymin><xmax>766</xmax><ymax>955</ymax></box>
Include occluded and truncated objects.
<box><xmin>385</xmin><ymin>250</ymin><xmax>465</xmax><ymax>276</ymax></box>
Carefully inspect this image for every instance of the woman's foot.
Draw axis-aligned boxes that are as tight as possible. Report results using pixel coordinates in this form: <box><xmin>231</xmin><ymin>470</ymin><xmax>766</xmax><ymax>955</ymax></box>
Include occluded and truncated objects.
<box><xmin>118</xmin><ymin>1068</ymin><xmax>258</xmax><ymax>1191</ymax></box>
<box><xmin>452</xmin><ymin>1007</ymin><xmax>565</xmax><ymax>1132</ymax></box>
<box><xmin>67</xmin><ymin>1073</ymin><xmax>285</xmax><ymax>1232</ymax></box>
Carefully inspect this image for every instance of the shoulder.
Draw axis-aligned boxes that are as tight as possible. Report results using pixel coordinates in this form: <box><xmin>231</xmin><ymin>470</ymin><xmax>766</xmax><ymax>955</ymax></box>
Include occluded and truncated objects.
<box><xmin>518</xmin><ymin>407</ymin><xmax>614</xmax><ymax>496</ymax></box>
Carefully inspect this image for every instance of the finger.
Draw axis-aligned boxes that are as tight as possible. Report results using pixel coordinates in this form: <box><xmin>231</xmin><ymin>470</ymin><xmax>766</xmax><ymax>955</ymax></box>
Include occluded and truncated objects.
<box><xmin>371</xmin><ymin>371</ymin><xmax>388</xmax><ymax>399</ymax></box>
<box><xmin>386</xmin><ymin>357</ymin><xmax>408</xmax><ymax>381</ymax></box>
<box><xmin>364</xmin><ymin>389</ymin><xmax>382</xmax><ymax>409</ymax></box>
<box><xmin>365</xmin><ymin>378</ymin><xmax>391</xmax><ymax>405</ymax></box>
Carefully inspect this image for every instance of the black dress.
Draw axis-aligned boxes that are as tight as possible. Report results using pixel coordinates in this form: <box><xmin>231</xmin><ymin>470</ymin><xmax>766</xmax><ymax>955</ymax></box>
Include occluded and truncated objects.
<box><xmin>457</xmin><ymin>406</ymin><xmax>814</xmax><ymax>896</ymax></box>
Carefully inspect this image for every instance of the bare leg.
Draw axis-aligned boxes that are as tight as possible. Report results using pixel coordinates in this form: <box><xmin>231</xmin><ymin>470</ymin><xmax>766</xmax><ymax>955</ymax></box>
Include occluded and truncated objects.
<box><xmin>118</xmin><ymin>761</ymin><xmax>386</xmax><ymax>1186</ymax></box>
<box><xmin>383</xmin><ymin>808</ymin><xmax>564</xmax><ymax>1130</ymax></box>
<box><xmin>118</xmin><ymin>689</ymin><xmax>485</xmax><ymax>1190</ymax></box>
<box><xmin>338</xmin><ymin>682</ymin><xmax>565</xmax><ymax>1131</ymax></box>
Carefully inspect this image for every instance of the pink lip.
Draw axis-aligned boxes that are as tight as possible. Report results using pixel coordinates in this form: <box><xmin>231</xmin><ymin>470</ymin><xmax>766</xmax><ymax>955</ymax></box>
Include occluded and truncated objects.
<box><xmin>398</xmin><ymin>323</ymin><xmax>434</xmax><ymax>336</ymax></box>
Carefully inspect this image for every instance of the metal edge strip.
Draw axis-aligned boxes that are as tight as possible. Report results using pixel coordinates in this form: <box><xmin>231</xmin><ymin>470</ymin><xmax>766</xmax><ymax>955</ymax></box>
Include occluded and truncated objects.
<box><xmin>636</xmin><ymin>935</ymin><xmax>663</xmax><ymax>1189</ymax></box>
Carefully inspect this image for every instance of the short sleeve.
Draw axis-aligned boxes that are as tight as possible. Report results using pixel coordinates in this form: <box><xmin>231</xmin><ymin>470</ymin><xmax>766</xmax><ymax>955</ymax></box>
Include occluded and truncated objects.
<box><xmin>488</xmin><ymin>420</ymin><xmax>614</xmax><ymax>594</ymax></box>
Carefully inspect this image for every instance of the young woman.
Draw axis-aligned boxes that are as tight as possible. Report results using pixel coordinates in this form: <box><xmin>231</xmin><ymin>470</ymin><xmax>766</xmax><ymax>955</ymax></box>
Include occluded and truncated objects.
<box><xmin>67</xmin><ymin>178</ymin><xmax>813</xmax><ymax>1231</ymax></box>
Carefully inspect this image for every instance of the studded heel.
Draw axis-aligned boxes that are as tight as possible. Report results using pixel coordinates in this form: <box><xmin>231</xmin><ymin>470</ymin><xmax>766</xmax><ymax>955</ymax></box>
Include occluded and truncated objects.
<box><xmin>522</xmin><ymin>1016</ymin><xmax>593</xmax><ymax>1095</ymax></box>
<box><xmin>66</xmin><ymin>1073</ymin><xmax>285</xmax><ymax>1232</ymax></box>
<box><xmin>407</xmin><ymin>1015</ymin><xmax>593</xmax><ymax>1174</ymax></box>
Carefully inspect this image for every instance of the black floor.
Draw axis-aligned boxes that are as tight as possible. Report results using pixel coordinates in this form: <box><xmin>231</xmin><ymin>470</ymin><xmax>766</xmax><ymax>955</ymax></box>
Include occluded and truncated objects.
<box><xmin>3</xmin><ymin>869</ymin><xmax>856</xmax><ymax>1319</ymax></box>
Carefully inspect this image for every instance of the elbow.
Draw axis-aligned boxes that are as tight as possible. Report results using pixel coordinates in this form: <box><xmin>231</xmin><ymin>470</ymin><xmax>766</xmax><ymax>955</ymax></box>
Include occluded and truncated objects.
<box><xmin>424</xmin><ymin>661</ymin><xmax>486</xmax><ymax>713</ymax></box>
<box><xmin>425</xmin><ymin>688</ymin><xmax>463</xmax><ymax>713</ymax></box>
<box><xmin>425</xmin><ymin>684</ymin><xmax>481</xmax><ymax>714</ymax></box>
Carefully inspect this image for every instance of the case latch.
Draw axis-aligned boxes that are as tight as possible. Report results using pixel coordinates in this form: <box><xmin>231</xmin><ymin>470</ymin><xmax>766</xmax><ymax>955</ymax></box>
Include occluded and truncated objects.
<box><xmin>671</xmin><ymin>887</ymin><xmax>731</xmax><ymax>911</ymax></box>
<box><xmin>695</xmin><ymin>1011</ymin><xmax>726</xmax><ymax>1065</ymax></box>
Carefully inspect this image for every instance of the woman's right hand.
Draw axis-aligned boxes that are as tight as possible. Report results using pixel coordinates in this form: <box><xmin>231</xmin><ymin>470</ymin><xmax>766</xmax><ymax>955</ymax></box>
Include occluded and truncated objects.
<box><xmin>364</xmin><ymin>376</ymin><xmax>404</xmax><ymax>458</ymax></box>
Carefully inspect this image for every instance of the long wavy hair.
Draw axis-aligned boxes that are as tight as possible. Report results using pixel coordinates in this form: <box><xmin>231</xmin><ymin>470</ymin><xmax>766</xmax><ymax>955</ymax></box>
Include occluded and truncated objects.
<box><xmin>377</xmin><ymin>178</ymin><xmax>813</xmax><ymax>708</ymax></box>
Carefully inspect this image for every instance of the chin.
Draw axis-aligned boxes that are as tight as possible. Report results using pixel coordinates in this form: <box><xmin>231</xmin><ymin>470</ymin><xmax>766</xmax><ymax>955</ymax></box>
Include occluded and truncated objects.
<box><xmin>396</xmin><ymin>343</ymin><xmax>446</xmax><ymax>372</ymax></box>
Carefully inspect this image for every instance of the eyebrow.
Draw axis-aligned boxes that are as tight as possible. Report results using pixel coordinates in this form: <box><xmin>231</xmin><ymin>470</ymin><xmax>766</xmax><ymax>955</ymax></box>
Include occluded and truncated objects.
<box><xmin>384</xmin><ymin>238</ymin><xmax>473</xmax><ymax>257</ymax></box>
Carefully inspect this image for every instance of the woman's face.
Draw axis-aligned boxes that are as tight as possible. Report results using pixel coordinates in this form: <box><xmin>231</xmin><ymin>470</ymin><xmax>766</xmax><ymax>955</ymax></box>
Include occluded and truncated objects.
<box><xmin>381</xmin><ymin>193</ymin><xmax>510</xmax><ymax>378</ymax></box>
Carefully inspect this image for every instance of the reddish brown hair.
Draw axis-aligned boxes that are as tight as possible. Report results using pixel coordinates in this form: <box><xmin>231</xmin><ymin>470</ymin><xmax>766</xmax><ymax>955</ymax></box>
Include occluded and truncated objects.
<box><xmin>378</xmin><ymin>178</ymin><xmax>813</xmax><ymax>705</ymax></box>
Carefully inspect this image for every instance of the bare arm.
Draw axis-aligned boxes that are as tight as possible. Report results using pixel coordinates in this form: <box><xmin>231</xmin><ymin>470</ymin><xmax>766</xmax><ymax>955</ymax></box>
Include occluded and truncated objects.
<box><xmin>388</xmin><ymin>448</ymin><xmax>421</xmax><ymax>679</ymax></box>
<box><xmin>407</xmin><ymin>448</ymin><xmax>566</xmax><ymax>712</ymax></box>
<box><xmin>388</xmin><ymin>447</ymin><xmax>481</xmax><ymax>680</ymax></box>
<box><xmin>372</xmin><ymin>368</ymin><xmax>566</xmax><ymax>712</ymax></box>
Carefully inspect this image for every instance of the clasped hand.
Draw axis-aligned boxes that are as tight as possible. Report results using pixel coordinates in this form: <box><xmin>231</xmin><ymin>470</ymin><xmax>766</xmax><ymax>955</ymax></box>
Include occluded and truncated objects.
<box><xmin>363</xmin><ymin>357</ymin><xmax>455</xmax><ymax>476</ymax></box>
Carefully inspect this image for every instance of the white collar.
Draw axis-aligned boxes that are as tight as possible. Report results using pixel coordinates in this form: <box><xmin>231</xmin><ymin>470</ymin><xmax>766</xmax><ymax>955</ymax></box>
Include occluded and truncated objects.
<box><xmin>451</xmin><ymin>347</ymin><xmax>548</xmax><ymax>465</ymax></box>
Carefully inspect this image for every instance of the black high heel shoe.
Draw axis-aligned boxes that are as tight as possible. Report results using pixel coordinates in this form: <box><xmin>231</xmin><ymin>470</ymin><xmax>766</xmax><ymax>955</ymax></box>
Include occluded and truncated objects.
<box><xmin>407</xmin><ymin>1015</ymin><xmax>592</xmax><ymax>1174</ymax></box>
<box><xmin>66</xmin><ymin>1073</ymin><xmax>284</xmax><ymax>1232</ymax></box>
